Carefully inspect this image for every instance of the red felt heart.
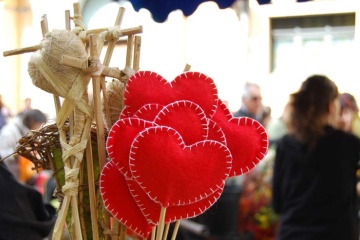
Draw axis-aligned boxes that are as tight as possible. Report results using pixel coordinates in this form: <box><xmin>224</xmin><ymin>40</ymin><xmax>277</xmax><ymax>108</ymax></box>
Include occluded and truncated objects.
<box><xmin>154</xmin><ymin>100</ymin><xmax>208</xmax><ymax>145</ymax></box>
<box><xmin>212</xmin><ymin>101</ymin><xmax>268</xmax><ymax>176</ymax></box>
<box><xmin>100</xmin><ymin>161</ymin><xmax>154</xmax><ymax>238</ymax></box>
<box><xmin>129</xmin><ymin>126</ymin><xmax>232</xmax><ymax>207</ymax></box>
<box><xmin>133</xmin><ymin>103</ymin><xmax>164</xmax><ymax>121</ymax></box>
<box><xmin>124</xmin><ymin>71</ymin><xmax>218</xmax><ymax>119</ymax></box>
<box><xmin>106</xmin><ymin>118</ymin><xmax>155</xmax><ymax>179</ymax></box>
<box><xmin>127</xmin><ymin>179</ymin><xmax>224</xmax><ymax>224</ymax></box>
<box><xmin>206</xmin><ymin>119</ymin><xmax>227</xmax><ymax>145</ymax></box>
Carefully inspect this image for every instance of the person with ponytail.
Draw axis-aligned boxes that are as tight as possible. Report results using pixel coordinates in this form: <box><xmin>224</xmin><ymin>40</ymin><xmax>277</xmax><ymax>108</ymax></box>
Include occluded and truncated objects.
<box><xmin>272</xmin><ymin>75</ymin><xmax>360</xmax><ymax>240</ymax></box>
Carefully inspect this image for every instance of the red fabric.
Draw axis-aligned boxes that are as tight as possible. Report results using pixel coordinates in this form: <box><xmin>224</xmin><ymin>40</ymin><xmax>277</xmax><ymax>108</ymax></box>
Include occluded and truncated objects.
<box><xmin>100</xmin><ymin>161</ymin><xmax>154</xmax><ymax>238</ymax></box>
<box><xmin>127</xmin><ymin>179</ymin><xmax>223</xmax><ymax>225</ymax></box>
<box><xmin>101</xmin><ymin>71</ymin><xmax>269</xmax><ymax>232</ymax></box>
<box><xmin>212</xmin><ymin>101</ymin><xmax>268</xmax><ymax>176</ymax></box>
<box><xmin>123</xmin><ymin>71</ymin><xmax>218</xmax><ymax>119</ymax></box>
<box><xmin>133</xmin><ymin>103</ymin><xmax>164</xmax><ymax>121</ymax></box>
<box><xmin>106</xmin><ymin>118</ymin><xmax>155</xmax><ymax>178</ymax></box>
<box><xmin>129</xmin><ymin>126</ymin><xmax>232</xmax><ymax>207</ymax></box>
<box><xmin>153</xmin><ymin>100</ymin><xmax>208</xmax><ymax>145</ymax></box>
<box><xmin>206</xmin><ymin>119</ymin><xmax>227</xmax><ymax>144</ymax></box>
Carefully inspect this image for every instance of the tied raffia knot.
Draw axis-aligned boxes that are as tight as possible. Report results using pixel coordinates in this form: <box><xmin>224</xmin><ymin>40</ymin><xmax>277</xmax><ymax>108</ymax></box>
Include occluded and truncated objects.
<box><xmin>60</xmin><ymin>139</ymin><xmax>87</xmax><ymax>161</ymax></box>
<box><xmin>62</xmin><ymin>167</ymin><xmax>80</xmax><ymax>196</ymax></box>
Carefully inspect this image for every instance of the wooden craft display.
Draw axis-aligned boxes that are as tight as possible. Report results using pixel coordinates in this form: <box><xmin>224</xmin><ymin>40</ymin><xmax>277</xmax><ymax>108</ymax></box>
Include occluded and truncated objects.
<box><xmin>3</xmin><ymin>2</ymin><xmax>142</xmax><ymax>240</ymax></box>
<box><xmin>3</xmin><ymin>3</ymin><xmax>269</xmax><ymax>240</ymax></box>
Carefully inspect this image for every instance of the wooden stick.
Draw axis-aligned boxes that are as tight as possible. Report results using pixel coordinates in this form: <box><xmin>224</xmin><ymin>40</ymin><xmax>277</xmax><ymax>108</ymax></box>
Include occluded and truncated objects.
<box><xmin>162</xmin><ymin>223</ymin><xmax>170</xmax><ymax>240</ymax></box>
<box><xmin>156</xmin><ymin>207</ymin><xmax>167</xmax><ymax>240</ymax></box>
<box><xmin>126</xmin><ymin>35</ymin><xmax>134</xmax><ymax>68</ymax></box>
<box><xmin>118</xmin><ymin>222</ymin><xmax>126</xmax><ymax>240</ymax></box>
<box><xmin>65</xmin><ymin>10</ymin><xmax>71</xmax><ymax>30</ymax></box>
<box><xmin>103</xmin><ymin>7</ymin><xmax>125</xmax><ymax>66</ymax></box>
<box><xmin>88</xmin><ymin>34</ymin><xmax>112</xmax><ymax>240</ymax></box>
<box><xmin>3</xmin><ymin>44</ymin><xmax>41</xmax><ymax>57</ymax></box>
<box><xmin>41</xmin><ymin>15</ymin><xmax>49</xmax><ymax>38</ymax></box>
<box><xmin>183</xmin><ymin>63</ymin><xmax>191</xmax><ymax>72</ymax></box>
<box><xmin>133</xmin><ymin>36</ymin><xmax>141</xmax><ymax>72</ymax></box>
<box><xmin>170</xmin><ymin>221</ymin><xmax>181</xmax><ymax>240</ymax></box>
<box><xmin>85</xmin><ymin>136</ymin><xmax>100</xmax><ymax>240</ymax></box>
<box><xmin>151</xmin><ymin>227</ymin><xmax>156</xmax><ymax>240</ymax></box>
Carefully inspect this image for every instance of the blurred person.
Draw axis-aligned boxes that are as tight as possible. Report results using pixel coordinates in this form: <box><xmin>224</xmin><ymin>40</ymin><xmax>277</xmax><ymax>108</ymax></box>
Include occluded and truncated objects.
<box><xmin>0</xmin><ymin>109</ymin><xmax>47</xmax><ymax>180</ymax></box>
<box><xmin>0</xmin><ymin>160</ymin><xmax>56</xmax><ymax>240</ymax></box>
<box><xmin>266</xmin><ymin>101</ymin><xmax>292</xmax><ymax>148</ymax></box>
<box><xmin>338</xmin><ymin>92</ymin><xmax>360</xmax><ymax>138</ymax></box>
<box><xmin>261</xmin><ymin>105</ymin><xmax>272</xmax><ymax>129</ymax></box>
<box><xmin>21</xmin><ymin>97</ymin><xmax>33</xmax><ymax>114</ymax></box>
<box><xmin>233</xmin><ymin>82</ymin><xmax>263</xmax><ymax>124</ymax></box>
<box><xmin>0</xmin><ymin>95</ymin><xmax>11</xmax><ymax>130</ymax></box>
<box><xmin>272</xmin><ymin>75</ymin><xmax>360</xmax><ymax>240</ymax></box>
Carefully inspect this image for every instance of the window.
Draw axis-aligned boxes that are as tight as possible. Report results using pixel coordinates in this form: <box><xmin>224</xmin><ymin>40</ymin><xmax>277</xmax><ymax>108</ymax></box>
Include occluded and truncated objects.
<box><xmin>271</xmin><ymin>14</ymin><xmax>355</xmax><ymax>73</ymax></box>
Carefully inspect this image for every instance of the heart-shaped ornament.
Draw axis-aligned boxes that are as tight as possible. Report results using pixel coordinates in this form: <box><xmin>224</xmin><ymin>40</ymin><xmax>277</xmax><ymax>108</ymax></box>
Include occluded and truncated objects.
<box><xmin>212</xmin><ymin>100</ymin><xmax>268</xmax><ymax>176</ymax></box>
<box><xmin>124</xmin><ymin>71</ymin><xmax>218</xmax><ymax>119</ymax></box>
<box><xmin>129</xmin><ymin>126</ymin><xmax>232</xmax><ymax>207</ymax></box>
<box><xmin>106</xmin><ymin>118</ymin><xmax>155</xmax><ymax>178</ymax></box>
<box><xmin>100</xmin><ymin>161</ymin><xmax>154</xmax><ymax>238</ymax></box>
<box><xmin>206</xmin><ymin>119</ymin><xmax>227</xmax><ymax>145</ymax></box>
<box><xmin>127</xmin><ymin>179</ymin><xmax>224</xmax><ymax>225</ymax></box>
<box><xmin>154</xmin><ymin>100</ymin><xmax>208</xmax><ymax>145</ymax></box>
<box><xmin>133</xmin><ymin>103</ymin><xmax>164</xmax><ymax>121</ymax></box>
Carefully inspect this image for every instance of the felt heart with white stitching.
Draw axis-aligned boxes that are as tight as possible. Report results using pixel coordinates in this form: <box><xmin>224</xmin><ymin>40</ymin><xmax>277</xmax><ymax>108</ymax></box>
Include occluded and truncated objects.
<box><xmin>127</xmin><ymin>179</ymin><xmax>223</xmax><ymax>224</ymax></box>
<box><xmin>123</xmin><ymin>71</ymin><xmax>218</xmax><ymax>119</ymax></box>
<box><xmin>129</xmin><ymin>126</ymin><xmax>232</xmax><ymax>207</ymax></box>
<box><xmin>212</xmin><ymin>100</ymin><xmax>268</xmax><ymax>176</ymax></box>
<box><xmin>100</xmin><ymin>161</ymin><xmax>154</xmax><ymax>238</ymax></box>
<box><xmin>106</xmin><ymin>118</ymin><xmax>155</xmax><ymax>178</ymax></box>
<box><xmin>153</xmin><ymin>100</ymin><xmax>208</xmax><ymax>145</ymax></box>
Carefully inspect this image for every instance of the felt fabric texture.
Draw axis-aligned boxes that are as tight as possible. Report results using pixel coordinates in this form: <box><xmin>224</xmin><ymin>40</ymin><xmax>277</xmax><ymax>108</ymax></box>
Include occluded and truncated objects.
<box><xmin>106</xmin><ymin>118</ymin><xmax>155</xmax><ymax>179</ymax></box>
<box><xmin>133</xmin><ymin>103</ymin><xmax>164</xmax><ymax>121</ymax></box>
<box><xmin>127</xmin><ymin>179</ymin><xmax>224</xmax><ymax>225</ymax></box>
<box><xmin>206</xmin><ymin>119</ymin><xmax>227</xmax><ymax>145</ymax></box>
<box><xmin>129</xmin><ymin>126</ymin><xmax>232</xmax><ymax>207</ymax></box>
<box><xmin>123</xmin><ymin>71</ymin><xmax>218</xmax><ymax>119</ymax></box>
<box><xmin>153</xmin><ymin>100</ymin><xmax>208</xmax><ymax>145</ymax></box>
<box><xmin>102</xmin><ymin>70</ymin><xmax>269</xmax><ymax>232</ymax></box>
<box><xmin>100</xmin><ymin>161</ymin><xmax>154</xmax><ymax>238</ymax></box>
<box><xmin>212</xmin><ymin>100</ymin><xmax>268</xmax><ymax>176</ymax></box>
<box><xmin>0</xmin><ymin>162</ymin><xmax>56</xmax><ymax>240</ymax></box>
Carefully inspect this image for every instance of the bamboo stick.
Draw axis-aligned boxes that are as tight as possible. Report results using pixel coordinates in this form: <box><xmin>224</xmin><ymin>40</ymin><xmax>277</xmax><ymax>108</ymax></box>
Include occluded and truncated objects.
<box><xmin>170</xmin><ymin>221</ymin><xmax>181</xmax><ymax>240</ymax></box>
<box><xmin>126</xmin><ymin>35</ymin><xmax>134</xmax><ymax>68</ymax></box>
<box><xmin>65</xmin><ymin>10</ymin><xmax>71</xmax><ymax>30</ymax></box>
<box><xmin>162</xmin><ymin>223</ymin><xmax>170</xmax><ymax>240</ymax></box>
<box><xmin>88</xmin><ymin>34</ymin><xmax>112</xmax><ymax>240</ymax></box>
<box><xmin>41</xmin><ymin>15</ymin><xmax>49</xmax><ymax>38</ymax></box>
<box><xmin>85</xmin><ymin>136</ymin><xmax>100</xmax><ymax>240</ymax></box>
<box><xmin>156</xmin><ymin>207</ymin><xmax>167</xmax><ymax>240</ymax></box>
<box><xmin>3</xmin><ymin>44</ymin><xmax>41</xmax><ymax>57</ymax></box>
<box><xmin>133</xmin><ymin>36</ymin><xmax>141</xmax><ymax>72</ymax></box>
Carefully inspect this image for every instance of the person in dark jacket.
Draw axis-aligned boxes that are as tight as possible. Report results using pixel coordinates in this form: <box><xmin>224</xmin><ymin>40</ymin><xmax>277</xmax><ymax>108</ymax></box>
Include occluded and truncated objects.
<box><xmin>272</xmin><ymin>75</ymin><xmax>360</xmax><ymax>240</ymax></box>
<box><xmin>0</xmin><ymin>161</ymin><xmax>56</xmax><ymax>240</ymax></box>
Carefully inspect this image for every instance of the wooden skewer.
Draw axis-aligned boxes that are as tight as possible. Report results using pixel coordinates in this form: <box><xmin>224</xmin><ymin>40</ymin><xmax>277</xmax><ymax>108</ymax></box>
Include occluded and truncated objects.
<box><xmin>125</xmin><ymin>35</ymin><xmax>134</xmax><ymax>68</ymax></box>
<box><xmin>162</xmin><ymin>223</ymin><xmax>170</xmax><ymax>240</ymax></box>
<box><xmin>133</xmin><ymin>36</ymin><xmax>142</xmax><ymax>72</ymax></box>
<box><xmin>41</xmin><ymin>15</ymin><xmax>49</xmax><ymax>38</ymax></box>
<box><xmin>151</xmin><ymin>227</ymin><xmax>156</xmax><ymax>240</ymax></box>
<box><xmin>65</xmin><ymin>10</ymin><xmax>71</xmax><ymax>30</ymax></box>
<box><xmin>3</xmin><ymin>44</ymin><xmax>41</xmax><ymax>57</ymax></box>
<box><xmin>170</xmin><ymin>221</ymin><xmax>181</xmax><ymax>240</ymax></box>
<box><xmin>156</xmin><ymin>207</ymin><xmax>167</xmax><ymax>240</ymax></box>
<box><xmin>183</xmin><ymin>63</ymin><xmax>191</xmax><ymax>72</ymax></box>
